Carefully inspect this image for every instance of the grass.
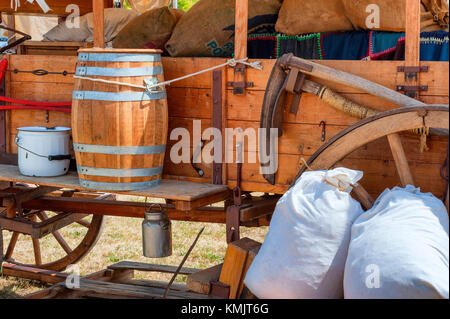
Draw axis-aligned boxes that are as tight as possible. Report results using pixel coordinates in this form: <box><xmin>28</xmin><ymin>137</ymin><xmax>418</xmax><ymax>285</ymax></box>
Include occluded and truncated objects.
<box><xmin>0</xmin><ymin>195</ymin><xmax>268</xmax><ymax>298</ymax></box>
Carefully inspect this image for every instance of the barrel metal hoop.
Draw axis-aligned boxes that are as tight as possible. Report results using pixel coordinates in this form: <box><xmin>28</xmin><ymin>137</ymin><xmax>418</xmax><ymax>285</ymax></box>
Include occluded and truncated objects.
<box><xmin>73</xmin><ymin>143</ymin><xmax>166</xmax><ymax>155</ymax></box>
<box><xmin>75</xmin><ymin>66</ymin><xmax>162</xmax><ymax>77</ymax></box>
<box><xmin>79</xmin><ymin>179</ymin><xmax>161</xmax><ymax>191</ymax></box>
<box><xmin>72</xmin><ymin>90</ymin><xmax>166</xmax><ymax>101</ymax></box>
<box><xmin>78</xmin><ymin>53</ymin><xmax>162</xmax><ymax>62</ymax></box>
<box><xmin>77</xmin><ymin>166</ymin><xmax>163</xmax><ymax>178</ymax></box>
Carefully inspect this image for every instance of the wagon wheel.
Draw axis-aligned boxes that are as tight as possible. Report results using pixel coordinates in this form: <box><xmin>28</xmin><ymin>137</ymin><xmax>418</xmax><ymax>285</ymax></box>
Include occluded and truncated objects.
<box><xmin>1</xmin><ymin>212</ymin><xmax>105</xmax><ymax>271</ymax></box>
<box><xmin>295</xmin><ymin>105</ymin><xmax>449</xmax><ymax>209</ymax></box>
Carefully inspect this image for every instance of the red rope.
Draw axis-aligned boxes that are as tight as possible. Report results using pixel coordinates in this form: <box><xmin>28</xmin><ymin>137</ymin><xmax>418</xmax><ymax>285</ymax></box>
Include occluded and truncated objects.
<box><xmin>0</xmin><ymin>105</ymin><xmax>71</xmax><ymax>113</ymax></box>
<box><xmin>0</xmin><ymin>96</ymin><xmax>71</xmax><ymax>107</ymax></box>
<box><xmin>0</xmin><ymin>58</ymin><xmax>7</xmax><ymax>85</ymax></box>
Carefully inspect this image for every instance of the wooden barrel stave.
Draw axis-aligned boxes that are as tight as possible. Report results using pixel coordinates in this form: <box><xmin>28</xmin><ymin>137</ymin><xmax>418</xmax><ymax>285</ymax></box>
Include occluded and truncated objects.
<box><xmin>72</xmin><ymin>49</ymin><xmax>168</xmax><ymax>191</ymax></box>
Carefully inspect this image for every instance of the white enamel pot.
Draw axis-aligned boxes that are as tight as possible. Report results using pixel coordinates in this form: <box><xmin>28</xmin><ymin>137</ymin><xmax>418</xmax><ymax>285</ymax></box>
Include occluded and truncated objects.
<box><xmin>15</xmin><ymin>127</ymin><xmax>72</xmax><ymax>177</ymax></box>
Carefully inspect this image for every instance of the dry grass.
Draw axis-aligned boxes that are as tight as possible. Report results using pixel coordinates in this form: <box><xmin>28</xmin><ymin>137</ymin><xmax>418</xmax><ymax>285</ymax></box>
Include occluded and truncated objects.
<box><xmin>0</xmin><ymin>195</ymin><xmax>268</xmax><ymax>299</ymax></box>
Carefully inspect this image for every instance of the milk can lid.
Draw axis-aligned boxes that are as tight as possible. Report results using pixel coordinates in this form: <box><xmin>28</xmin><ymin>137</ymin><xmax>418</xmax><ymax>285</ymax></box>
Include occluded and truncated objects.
<box><xmin>17</xmin><ymin>126</ymin><xmax>71</xmax><ymax>132</ymax></box>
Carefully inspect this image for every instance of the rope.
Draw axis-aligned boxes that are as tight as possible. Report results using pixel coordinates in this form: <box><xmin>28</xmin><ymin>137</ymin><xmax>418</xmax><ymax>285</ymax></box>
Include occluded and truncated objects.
<box><xmin>412</xmin><ymin>127</ymin><xmax>431</xmax><ymax>153</ymax></box>
<box><xmin>73</xmin><ymin>58</ymin><xmax>263</xmax><ymax>91</ymax></box>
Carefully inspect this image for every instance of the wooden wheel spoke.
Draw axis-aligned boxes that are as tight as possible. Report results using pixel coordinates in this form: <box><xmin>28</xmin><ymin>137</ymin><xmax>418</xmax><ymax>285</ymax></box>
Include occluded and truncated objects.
<box><xmin>31</xmin><ymin>238</ymin><xmax>42</xmax><ymax>266</ymax></box>
<box><xmin>76</xmin><ymin>218</ymin><xmax>91</xmax><ymax>228</ymax></box>
<box><xmin>387</xmin><ymin>133</ymin><xmax>415</xmax><ymax>187</ymax></box>
<box><xmin>52</xmin><ymin>231</ymin><xmax>73</xmax><ymax>255</ymax></box>
<box><xmin>36</xmin><ymin>211</ymin><xmax>72</xmax><ymax>255</ymax></box>
<box><xmin>5</xmin><ymin>232</ymin><xmax>19</xmax><ymax>260</ymax></box>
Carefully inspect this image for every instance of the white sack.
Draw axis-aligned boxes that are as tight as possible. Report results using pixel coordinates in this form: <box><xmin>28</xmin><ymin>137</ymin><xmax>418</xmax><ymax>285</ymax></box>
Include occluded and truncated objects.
<box><xmin>344</xmin><ymin>185</ymin><xmax>449</xmax><ymax>299</ymax></box>
<box><xmin>244</xmin><ymin>168</ymin><xmax>364</xmax><ymax>299</ymax></box>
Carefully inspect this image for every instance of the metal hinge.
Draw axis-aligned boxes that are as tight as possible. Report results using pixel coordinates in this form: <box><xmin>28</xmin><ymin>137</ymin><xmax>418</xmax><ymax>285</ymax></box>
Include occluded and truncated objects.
<box><xmin>397</xmin><ymin>66</ymin><xmax>429</xmax><ymax>81</ymax></box>
<box><xmin>396</xmin><ymin>85</ymin><xmax>428</xmax><ymax>98</ymax></box>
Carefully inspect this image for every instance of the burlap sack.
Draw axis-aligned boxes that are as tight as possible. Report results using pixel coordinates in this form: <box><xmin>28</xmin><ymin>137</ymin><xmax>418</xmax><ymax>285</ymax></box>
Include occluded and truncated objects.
<box><xmin>127</xmin><ymin>0</ymin><xmax>170</xmax><ymax>13</ymax></box>
<box><xmin>422</xmin><ymin>0</ymin><xmax>449</xmax><ymax>27</ymax></box>
<box><xmin>343</xmin><ymin>0</ymin><xmax>406</xmax><ymax>32</ymax></box>
<box><xmin>113</xmin><ymin>7</ymin><xmax>184</xmax><ymax>49</ymax></box>
<box><xmin>343</xmin><ymin>0</ymin><xmax>446</xmax><ymax>32</ymax></box>
<box><xmin>165</xmin><ymin>0</ymin><xmax>282</xmax><ymax>57</ymax></box>
<box><xmin>43</xmin><ymin>8</ymin><xmax>139</xmax><ymax>42</ymax></box>
<box><xmin>276</xmin><ymin>0</ymin><xmax>354</xmax><ymax>35</ymax></box>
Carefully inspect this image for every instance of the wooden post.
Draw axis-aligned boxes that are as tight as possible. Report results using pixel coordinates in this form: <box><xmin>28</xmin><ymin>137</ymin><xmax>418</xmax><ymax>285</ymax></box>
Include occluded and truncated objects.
<box><xmin>404</xmin><ymin>0</ymin><xmax>421</xmax><ymax>99</ymax></box>
<box><xmin>233</xmin><ymin>0</ymin><xmax>248</xmax><ymax>95</ymax></box>
<box><xmin>93</xmin><ymin>0</ymin><xmax>105</xmax><ymax>48</ymax></box>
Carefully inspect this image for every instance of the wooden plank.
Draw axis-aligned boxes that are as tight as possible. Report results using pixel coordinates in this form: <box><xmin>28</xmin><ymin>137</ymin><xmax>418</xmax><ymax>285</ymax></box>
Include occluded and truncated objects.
<box><xmin>8</xmin><ymin>55</ymin><xmax>77</xmax><ymax>83</ymax></box>
<box><xmin>225</xmin><ymin>60</ymin><xmax>449</xmax><ymax>96</ymax></box>
<box><xmin>405</xmin><ymin>0</ymin><xmax>421</xmax><ymax>67</ymax></box>
<box><xmin>174</xmin><ymin>189</ymin><xmax>230</xmax><ymax>211</ymax></box>
<box><xmin>0</xmin><ymin>211</ymin><xmax>87</xmax><ymax>238</ymax></box>
<box><xmin>233</xmin><ymin>0</ymin><xmax>248</xmax><ymax>95</ymax></box>
<box><xmin>1</xmin><ymin>262</ymin><xmax>68</xmax><ymax>284</ymax></box>
<box><xmin>108</xmin><ymin>261</ymin><xmax>200</xmax><ymax>276</ymax></box>
<box><xmin>57</xmin><ymin>279</ymin><xmax>209</xmax><ymax>299</ymax></box>
<box><xmin>6</xmin><ymin>57</ymin><xmax>448</xmax><ymax>96</ymax></box>
<box><xmin>237</xmin><ymin>244</ymin><xmax>260</xmax><ymax>298</ymax></box>
<box><xmin>219</xmin><ymin>238</ymin><xmax>261</xmax><ymax>299</ymax></box>
<box><xmin>187</xmin><ymin>263</ymin><xmax>223</xmax><ymax>295</ymax></box>
<box><xmin>226</xmin><ymin>90</ymin><xmax>449</xmax><ymax>126</ymax></box>
<box><xmin>0</xmin><ymin>164</ymin><xmax>229</xmax><ymax>202</ymax></box>
<box><xmin>17</xmin><ymin>197</ymin><xmax>228</xmax><ymax>223</ymax></box>
<box><xmin>0</xmin><ymin>0</ymin><xmax>113</xmax><ymax>16</ymax></box>
<box><xmin>239</xmin><ymin>196</ymin><xmax>279</xmax><ymax>222</ymax></box>
<box><xmin>227</xmin><ymin>155</ymin><xmax>447</xmax><ymax>196</ymax></box>
<box><xmin>2</xmin><ymin>185</ymin><xmax>58</xmax><ymax>207</ymax></box>
<box><xmin>93</xmin><ymin>0</ymin><xmax>105</xmax><ymax>48</ymax></box>
<box><xmin>162</xmin><ymin>57</ymin><xmax>226</xmax><ymax>89</ymax></box>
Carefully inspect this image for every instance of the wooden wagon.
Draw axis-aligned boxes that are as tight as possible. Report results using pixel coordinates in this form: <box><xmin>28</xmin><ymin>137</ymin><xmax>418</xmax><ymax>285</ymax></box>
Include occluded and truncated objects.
<box><xmin>0</xmin><ymin>0</ymin><xmax>448</xmax><ymax>283</ymax></box>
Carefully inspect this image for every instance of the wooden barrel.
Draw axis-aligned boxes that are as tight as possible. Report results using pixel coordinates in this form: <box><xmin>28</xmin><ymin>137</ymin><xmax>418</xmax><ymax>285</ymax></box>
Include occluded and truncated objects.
<box><xmin>72</xmin><ymin>49</ymin><xmax>168</xmax><ymax>191</ymax></box>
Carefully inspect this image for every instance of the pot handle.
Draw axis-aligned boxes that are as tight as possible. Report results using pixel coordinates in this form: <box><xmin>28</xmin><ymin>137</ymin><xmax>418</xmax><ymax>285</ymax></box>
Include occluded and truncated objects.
<box><xmin>15</xmin><ymin>136</ymin><xmax>72</xmax><ymax>161</ymax></box>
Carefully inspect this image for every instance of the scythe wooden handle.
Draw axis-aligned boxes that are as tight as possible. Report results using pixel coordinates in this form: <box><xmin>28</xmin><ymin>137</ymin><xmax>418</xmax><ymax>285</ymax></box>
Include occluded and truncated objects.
<box><xmin>279</xmin><ymin>54</ymin><xmax>449</xmax><ymax>137</ymax></box>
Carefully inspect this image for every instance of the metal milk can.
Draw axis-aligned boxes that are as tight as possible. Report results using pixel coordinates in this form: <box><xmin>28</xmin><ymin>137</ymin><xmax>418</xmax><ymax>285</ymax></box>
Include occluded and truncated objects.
<box><xmin>142</xmin><ymin>204</ymin><xmax>172</xmax><ymax>258</ymax></box>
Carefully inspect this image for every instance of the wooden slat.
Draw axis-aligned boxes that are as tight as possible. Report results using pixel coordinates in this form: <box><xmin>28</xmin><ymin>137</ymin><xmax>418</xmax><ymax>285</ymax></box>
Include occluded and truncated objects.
<box><xmin>227</xmin><ymin>156</ymin><xmax>447</xmax><ymax>196</ymax></box>
<box><xmin>219</xmin><ymin>238</ymin><xmax>261</xmax><ymax>299</ymax></box>
<box><xmin>0</xmin><ymin>164</ymin><xmax>229</xmax><ymax>202</ymax></box>
<box><xmin>1</xmin><ymin>262</ymin><xmax>68</xmax><ymax>284</ymax></box>
<box><xmin>187</xmin><ymin>264</ymin><xmax>223</xmax><ymax>295</ymax></box>
<box><xmin>0</xmin><ymin>0</ymin><xmax>113</xmax><ymax>16</ymax></box>
<box><xmin>225</xmin><ymin>60</ymin><xmax>449</xmax><ymax>95</ymax></box>
<box><xmin>405</xmin><ymin>0</ymin><xmax>421</xmax><ymax>67</ymax></box>
<box><xmin>8</xmin><ymin>55</ymin><xmax>77</xmax><ymax>83</ymax></box>
<box><xmin>55</xmin><ymin>278</ymin><xmax>208</xmax><ymax>299</ymax></box>
<box><xmin>93</xmin><ymin>0</ymin><xmax>105</xmax><ymax>48</ymax></box>
<box><xmin>7</xmin><ymin>56</ymin><xmax>448</xmax><ymax>96</ymax></box>
<box><xmin>107</xmin><ymin>261</ymin><xmax>199</xmax><ymax>275</ymax></box>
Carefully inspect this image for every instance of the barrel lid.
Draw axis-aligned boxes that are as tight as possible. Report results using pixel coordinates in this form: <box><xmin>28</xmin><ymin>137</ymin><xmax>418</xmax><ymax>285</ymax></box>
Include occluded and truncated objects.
<box><xmin>17</xmin><ymin>126</ymin><xmax>71</xmax><ymax>132</ymax></box>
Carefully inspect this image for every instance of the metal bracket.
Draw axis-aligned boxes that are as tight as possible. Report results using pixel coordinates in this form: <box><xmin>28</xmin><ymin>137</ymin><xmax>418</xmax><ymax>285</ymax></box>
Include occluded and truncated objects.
<box><xmin>227</xmin><ymin>81</ymin><xmax>254</xmax><ymax>89</ymax></box>
<box><xmin>212</xmin><ymin>70</ymin><xmax>223</xmax><ymax>185</ymax></box>
<box><xmin>397</xmin><ymin>85</ymin><xmax>428</xmax><ymax>98</ymax></box>
<box><xmin>397</xmin><ymin>66</ymin><xmax>429</xmax><ymax>82</ymax></box>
